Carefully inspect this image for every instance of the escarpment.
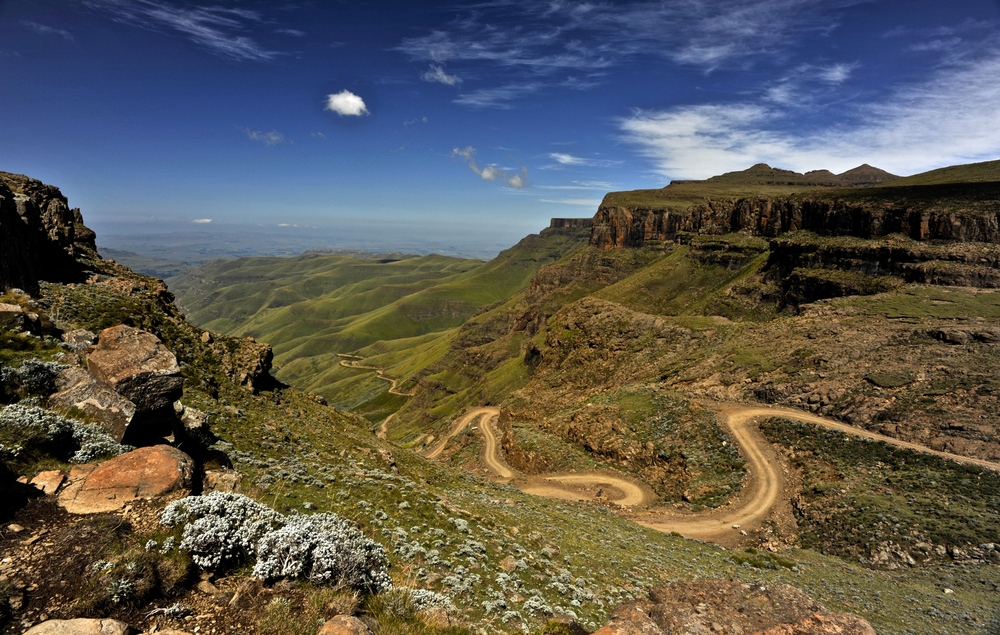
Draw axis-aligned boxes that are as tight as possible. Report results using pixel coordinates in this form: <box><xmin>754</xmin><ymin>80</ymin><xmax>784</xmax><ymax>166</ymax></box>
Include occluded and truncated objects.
<box><xmin>591</xmin><ymin>185</ymin><xmax>1000</xmax><ymax>249</ymax></box>
<box><xmin>0</xmin><ymin>171</ymin><xmax>98</xmax><ymax>293</ymax></box>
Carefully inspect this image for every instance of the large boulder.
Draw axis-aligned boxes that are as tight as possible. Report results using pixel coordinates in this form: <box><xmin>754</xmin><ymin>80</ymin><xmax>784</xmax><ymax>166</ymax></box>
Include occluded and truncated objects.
<box><xmin>48</xmin><ymin>367</ymin><xmax>137</xmax><ymax>442</ymax></box>
<box><xmin>23</xmin><ymin>618</ymin><xmax>131</xmax><ymax>635</ymax></box>
<box><xmin>593</xmin><ymin>580</ymin><xmax>875</xmax><ymax>635</ymax></box>
<box><xmin>317</xmin><ymin>616</ymin><xmax>373</xmax><ymax>635</ymax></box>
<box><xmin>58</xmin><ymin>445</ymin><xmax>193</xmax><ymax>514</ymax></box>
<box><xmin>87</xmin><ymin>325</ymin><xmax>183</xmax><ymax>412</ymax></box>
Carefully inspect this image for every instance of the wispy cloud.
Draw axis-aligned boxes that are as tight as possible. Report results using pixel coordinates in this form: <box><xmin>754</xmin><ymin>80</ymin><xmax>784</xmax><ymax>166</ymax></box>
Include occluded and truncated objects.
<box><xmin>20</xmin><ymin>21</ymin><xmax>74</xmax><ymax>42</ymax></box>
<box><xmin>240</xmin><ymin>127</ymin><xmax>286</xmax><ymax>146</ymax></box>
<box><xmin>620</xmin><ymin>46</ymin><xmax>1000</xmax><ymax>178</ymax></box>
<box><xmin>192</xmin><ymin>218</ymin><xmax>212</xmax><ymax>223</ymax></box>
<box><xmin>545</xmin><ymin>152</ymin><xmax>622</xmax><ymax>169</ymax></box>
<box><xmin>84</xmin><ymin>0</ymin><xmax>277</xmax><ymax>61</ymax></box>
<box><xmin>452</xmin><ymin>146</ymin><xmax>527</xmax><ymax>188</ymax></box>
<box><xmin>399</xmin><ymin>1</ymin><xmax>867</xmax><ymax>108</ymax></box>
<box><xmin>403</xmin><ymin>117</ymin><xmax>428</xmax><ymax>127</ymax></box>
<box><xmin>276</xmin><ymin>28</ymin><xmax>305</xmax><ymax>37</ymax></box>
<box><xmin>454</xmin><ymin>83</ymin><xmax>540</xmax><ymax>109</ymax></box>
<box><xmin>311</xmin><ymin>131</ymin><xmax>327</xmax><ymax>139</ymax></box>
<box><xmin>325</xmin><ymin>90</ymin><xmax>369</xmax><ymax>116</ymax></box>
<box><xmin>421</xmin><ymin>64</ymin><xmax>462</xmax><ymax>85</ymax></box>
<box><xmin>764</xmin><ymin>62</ymin><xmax>858</xmax><ymax>106</ymax></box>
<box><xmin>400</xmin><ymin>1</ymin><xmax>866</xmax><ymax>75</ymax></box>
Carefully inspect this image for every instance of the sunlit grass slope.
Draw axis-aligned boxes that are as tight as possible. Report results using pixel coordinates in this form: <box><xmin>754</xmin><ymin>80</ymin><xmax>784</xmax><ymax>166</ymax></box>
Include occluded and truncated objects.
<box><xmin>169</xmin><ymin>227</ymin><xmax>591</xmax><ymax>406</ymax></box>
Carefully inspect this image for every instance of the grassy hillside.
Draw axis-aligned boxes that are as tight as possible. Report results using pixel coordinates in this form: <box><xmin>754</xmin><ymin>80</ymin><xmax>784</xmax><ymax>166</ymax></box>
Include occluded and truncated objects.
<box><xmin>169</xmin><ymin>227</ymin><xmax>591</xmax><ymax>411</ymax></box>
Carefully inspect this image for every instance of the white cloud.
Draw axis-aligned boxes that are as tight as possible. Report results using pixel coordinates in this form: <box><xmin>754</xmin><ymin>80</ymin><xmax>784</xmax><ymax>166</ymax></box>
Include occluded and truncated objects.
<box><xmin>84</xmin><ymin>0</ymin><xmax>278</xmax><ymax>61</ymax></box>
<box><xmin>452</xmin><ymin>146</ymin><xmax>527</xmax><ymax>188</ymax></box>
<box><xmin>240</xmin><ymin>127</ymin><xmax>286</xmax><ymax>146</ymax></box>
<box><xmin>545</xmin><ymin>152</ymin><xmax>622</xmax><ymax>169</ymax></box>
<box><xmin>325</xmin><ymin>90</ymin><xmax>369</xmax><ymax>117</ymax></box>
<box><xmin>403</xmin><ymin>117</ymin><xmax>428</xmax><ymax>127</ymax></box>
<box><xmin>621</xmin><ymin>48</ymin><xmax>1000</xmax><ymax>178</ymax></box>
<box><xmin>549</xmin><ymin>153</ymin><xmax>586</xmax><ymax>166</ymax></box>
<box><xmin>192</xmin><ymin>218</ymin><xmax>212</xmax><ymax>223</ymax></box>
<box><xmin>421</xmin><ymin>64</ymin><xmax>462</xmax><ymax>85</ymax></box>
<box><xmin>311</xmin><ymin>131</ymin><xmax>327</xmax><ymax>139</ymax></box>
<box><xmin>817</xmin><ymin>62</ymin><xmax>855</xmax><ymax>83</ymax></box>
<box><xmin>20</xmin><ymin>21</ymin><xmax>73</xmax><ymax>41</ymax></box>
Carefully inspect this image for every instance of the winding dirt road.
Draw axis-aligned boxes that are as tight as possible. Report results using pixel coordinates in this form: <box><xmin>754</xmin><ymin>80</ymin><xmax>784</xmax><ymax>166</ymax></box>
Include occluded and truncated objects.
<box><xmin>427</xmin><ymin>401</ymin><xmax>1000</xmax><ymax>545</ymax></box>
<box><xmin>337</xmin><ymin>354</ymin><xmax>415</xmax><ymax>397</ymax></box>
<box><xmin>423</xmin><ymin>408</ymin><xmax>499</xmax><ymax>460</ymax></box>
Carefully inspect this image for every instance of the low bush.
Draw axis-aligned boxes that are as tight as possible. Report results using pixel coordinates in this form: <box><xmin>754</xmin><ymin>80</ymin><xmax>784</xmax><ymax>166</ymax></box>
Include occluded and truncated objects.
<box><xmin>0</xmin><ymin>404</ymin><xmax>130</xmax><ymax>467</ymax></box>
<box><xmin>161</xmin><ymin>492</ymin><xmax>390</xmax><ymax>592</ymax></box>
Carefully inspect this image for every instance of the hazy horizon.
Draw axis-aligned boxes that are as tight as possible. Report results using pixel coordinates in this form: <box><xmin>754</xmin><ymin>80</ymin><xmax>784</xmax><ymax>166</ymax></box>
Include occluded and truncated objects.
<box><xmin>3</xmin><ymin>0</ymin><xmax>999</xmax><ymax>252</ymax></box>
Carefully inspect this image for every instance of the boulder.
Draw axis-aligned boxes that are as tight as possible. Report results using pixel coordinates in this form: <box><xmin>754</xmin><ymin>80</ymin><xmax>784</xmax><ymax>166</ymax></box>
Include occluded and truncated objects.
<box><xmin>23</xmin><ymin>618</ymin><xmax>131</xmax><ymax>635</ymax></box>
<box><xmin>87</xmin><ymin>325</ymin><xmax>183</xmax><ymax>412</ymax></box>
<box><xmin>0</xmin><ymin>302</ymin><xmax>27</xmax><ymax>329</ymax></box>
<box><xmin>317</xmin><ymin>616</ymin><xmax>372</xmax><ymax>635</ymax></box>
<box><xmin>58</xmin><ymin>445</ymin><xmax>193</xmax><ymax>514</ymax></box>
<box><xmin>30</xmin><ymin>470</ymin><xmax>66</xmax><ymax>495</ymax></box>
<box><xmin>48</xmin><ymin>367</ymin><xmax>137</xmax><ymax>442</ymax></box>
<box><xmin>593</xmin><ymin>580</ymin><xmax>875</xmax><ymax>635</ymax></box>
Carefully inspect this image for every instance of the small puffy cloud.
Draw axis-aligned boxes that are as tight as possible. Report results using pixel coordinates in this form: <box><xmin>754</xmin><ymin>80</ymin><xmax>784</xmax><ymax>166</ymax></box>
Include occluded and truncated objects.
<box><xmin>403</xmin><ymin>116</ymin><xmax>428</xmax><ymax>127</ymax></box>
<box><xmin>241</xmin><ymin>127</ymin><xmax>286</xmax><ymax>146</ymax></box>
<box><xmin>325</xmin><ymin>90</ymin><xmax>369</xmax><ymax>116</ymax></box>
<box><xmin>192</xmin><ymin>218</ymin><xmax>212</xmax><ymax>224</ymax></box>
<box><xmin>452</xmin><ymin>146</ymin><xmax>527</xmax><ymax>188</ymax></box>
<box><xmin>422</xmin><ymin>64</ymin><xmax>462</xmax><ymax>85</ymax></box>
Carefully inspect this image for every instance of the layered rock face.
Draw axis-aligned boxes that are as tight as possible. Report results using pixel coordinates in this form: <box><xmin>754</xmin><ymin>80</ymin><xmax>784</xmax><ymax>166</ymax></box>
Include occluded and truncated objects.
<box><xmin>549</xmin><ymin>217</ymin><xmax>594</xmax><ymax>229</ymax></box>
<box><xmin>591</xmin><ymin>191</ymin><xmax>1000</xmax><ymax>250</ymax></box>
<box><xmin>0</xmin><ymin>171</ymin><xmax>97</xmax><ymax>293</ymax></box>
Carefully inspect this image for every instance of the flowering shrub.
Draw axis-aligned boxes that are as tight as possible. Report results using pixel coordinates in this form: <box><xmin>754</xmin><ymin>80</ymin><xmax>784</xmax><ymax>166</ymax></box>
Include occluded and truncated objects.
<box><xmin>407</xmin><ymin>588</ymin><xmax>454</xmax><ymax>612</ymax></box>
<box><xmin>0</xmin><ymin>404</ymin><xmax>130</xmax><ymax>463</ymax></box>
<box><xmin>253</xmin><ymin>513</ymin><xmax>391</xmax><ymax>592</ymax></box>
<box><xmin>161</xmin><ymin>492</ymin><xmax>284</xmax><ymax>570</ymax></box>
<box><xmin>161</xmin><ymin>492</ymin><xmax>391</xmax><ymax>592</ymax></box>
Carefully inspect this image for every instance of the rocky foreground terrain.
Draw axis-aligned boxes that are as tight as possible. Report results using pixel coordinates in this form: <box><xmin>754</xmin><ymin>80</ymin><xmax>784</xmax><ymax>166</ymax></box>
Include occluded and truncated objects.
<box><xmin>5</xmin><ymin>169</ymin><xmax>1000</xmax><ymax>634</ymax></box>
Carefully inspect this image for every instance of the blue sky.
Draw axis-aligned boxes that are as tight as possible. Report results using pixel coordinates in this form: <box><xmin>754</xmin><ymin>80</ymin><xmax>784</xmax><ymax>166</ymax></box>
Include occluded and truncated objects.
<box><xmin>2</xmin><ymin>0</ymin><xmax>999</xmax><ymax>255</ymax></box>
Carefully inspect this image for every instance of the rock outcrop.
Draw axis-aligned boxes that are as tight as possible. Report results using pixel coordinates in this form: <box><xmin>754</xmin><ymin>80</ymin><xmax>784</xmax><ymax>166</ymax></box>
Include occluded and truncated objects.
<box><xmin>0</xmin><ymin>172</ymin><xmax>97</xmax><ymax>293</ymax></box>
<box><xmin>48</xmin><ymin>367</ymin><xmax>137</xmax><ymax>442</ymax></box>
<box><xmin>593</xmin><ymin>580</ymin><xmax>875</xmax><ymax>635</ymax></box>
<box><xmin>218</xmin><ymin>336</ymin><xmax>279</xmax><ymax>394</ymax></box>
<box><xmin>549</xmin><ymin>218</ymin><xmax>594</xmax><ymax>229</ymax></box>
<box><xmin>87</xmin><ymin>325</ymin><xmax>184</xmax><ymax>412</ymax></box>
<box><xmin>57</xmin><ymin>445</ymin><xmax>194</xmax><ymax>514</ymax></box>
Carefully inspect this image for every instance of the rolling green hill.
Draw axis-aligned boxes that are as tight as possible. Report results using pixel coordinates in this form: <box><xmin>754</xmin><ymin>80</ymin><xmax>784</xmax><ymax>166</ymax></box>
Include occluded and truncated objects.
<box><xmin>169</xmin><ymin>226</ymin><xmax>591</xmax><ymax>413</ymax></box>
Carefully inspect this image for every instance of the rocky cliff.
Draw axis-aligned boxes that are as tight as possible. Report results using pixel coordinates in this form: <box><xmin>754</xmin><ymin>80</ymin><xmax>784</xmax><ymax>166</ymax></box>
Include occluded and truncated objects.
<box><xmin>591</xmin><ymin>183</ymin><xmax>1000</xmax><ymax>250</ymax></box>
<box><xmin>549</xmin><ymin>217</ymin><xmax>594</xmax><ymax>229</ymax></box>
<box><xmin>0</xmin><ymin>172</ymin><xmax>97</xmax><ymax>294</ymax></box>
